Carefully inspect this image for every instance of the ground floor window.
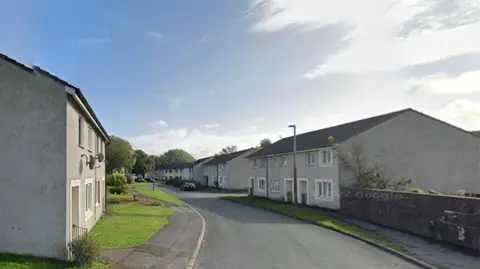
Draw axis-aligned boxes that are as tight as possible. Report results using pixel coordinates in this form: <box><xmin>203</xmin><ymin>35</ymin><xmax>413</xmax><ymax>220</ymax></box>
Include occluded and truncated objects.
<box><xmin>95</xmin><ymin>180</ymin><xmax>101</xmax><ymax>206</ymax></box>
<box><xmin>271</xmin><ymin>180</ymin><xmax>279</xmax><ymax>192</ymax></box>
<box><xmin>85</xmin><ymin>182</ymin><xmax>93</xmax><ymax>212</ymax></box>
<box><xmin>257</xmin><ymin>177</ymin><xmax>266</xmax><ymax>192</ymax></box>
<box><xmin>315</xmin><ymin>179</ymin><xmax>333</xmax><ymax>200</ymax></box>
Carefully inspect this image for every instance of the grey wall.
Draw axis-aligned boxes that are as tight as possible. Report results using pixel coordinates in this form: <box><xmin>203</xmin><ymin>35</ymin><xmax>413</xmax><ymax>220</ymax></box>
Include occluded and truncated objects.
<box><xmin>338</xmin><ymin>110</ymin><xmax>480</xmax><ymax>194</ymax></box>
<box><xmin>249</xmin><ymin>149</ymin><xmax>341</xmax><ymax>210</ymax></box>
<box><xmin>203</xmin><ymin>165</ymin><xmax>217</xmax><ymax>187</ymax></box>
<box><xmin>0</xmin><ymin>59</ymin><xmax>68</xmax><ymax>259</ymax></box>
<box><xmin>194</xmin><ymin>158</ymin><xmax>212</xmax><ymax>183</ymax></box>
<box><xmin>220</xmin><ymin>149</ymin><xmax>256</xmax><ymax>190</ymax></box>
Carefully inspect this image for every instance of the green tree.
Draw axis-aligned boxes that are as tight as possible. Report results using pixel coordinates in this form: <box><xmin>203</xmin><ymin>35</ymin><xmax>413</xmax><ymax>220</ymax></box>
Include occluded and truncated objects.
<box><xmin>105</xmin><ymin>136</ymin><xmax>136</xmax><ymax>173</ymax></box>
<box><xmin>217</xmin><ymin>145</ymin><xmax>238</xmax><ymax>155</ymax></box>
<box><xmin>258</xmin><ymin>138</ymin><xmax>272</xmax><ymax>149</ymax></box>
<box><xmin>157</xmin><ymin>149</ymin><xmax>195</xmax><ymax>164</ymax></box>
<box><xmin>132</xmin><ymin>149</ymin><xmax>154</xmax><ymax>176</ymax></box>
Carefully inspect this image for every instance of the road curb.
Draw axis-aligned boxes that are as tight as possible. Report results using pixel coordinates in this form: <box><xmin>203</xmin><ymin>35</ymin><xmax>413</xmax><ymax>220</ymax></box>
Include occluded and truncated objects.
<box><xmin>223</xmin><ymin>198</ymin><xmax>439</xmax><ymax>269</ymax></box>
<box><xmin>184</xmin><ymin>204</ymin><xmax>206</xmax><ymax>269</ymax></box>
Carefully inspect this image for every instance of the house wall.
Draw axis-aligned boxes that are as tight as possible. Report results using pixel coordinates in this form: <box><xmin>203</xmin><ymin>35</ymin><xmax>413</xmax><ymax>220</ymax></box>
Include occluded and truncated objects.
<box><xmin>193</xmin><ymin>158</ymin><xmax>212</xmax><ymax>184</ymax></box>
<box><xmin>249</xmin><ymin>149</ymin><xmax>341</xmax><ymax>210</ymax></box>
<box><xmin>203</xmin><ymin>165</ymin><xmax>217</xmax><ymax>187</ymax></box>
<box><xmin>157</xmin><ymin>168</ymin><xmax>193</xmax><ymax>179</ymax></box>
<box><xmin>0</xmin><ymin>60</ymin><xmax>68</xmax><ymax>259</ymax></box>
<box><xmin>219</xmin><ymin>149</ymin><xmax>256</xmax><ymax>190</ymax></box>
<box><xmin>338</xmin><ymin>110</ymin><xmax>480</xmax><ymax>194</ymax></box>
<box><xmin>65</xmin><ymin>97</ymin><xmax>106</xmax><ymax>243</ymax></box>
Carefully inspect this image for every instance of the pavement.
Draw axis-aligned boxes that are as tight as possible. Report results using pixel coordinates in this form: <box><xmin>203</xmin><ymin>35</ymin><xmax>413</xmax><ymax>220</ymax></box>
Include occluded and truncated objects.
<box><xmin>101</xmin><ymin>205</ymin><xmax>203</xmax><ymax>269</ymax></box>
<box><xmin>160</xmin><ymin>185</ymin><xmax>424</xmax><ymax>269</ymax></box>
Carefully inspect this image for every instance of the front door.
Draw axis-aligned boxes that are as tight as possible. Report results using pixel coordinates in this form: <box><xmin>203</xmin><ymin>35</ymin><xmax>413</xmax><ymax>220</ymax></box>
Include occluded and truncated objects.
<box><xmin>285</xmin><ymin>179</ymin><xmax>293</xmax><ymax>202</ymax></box>
<box><xmin>249</xmin><ymin>178</ymin><xmax>254</xmax><ymax>195</ymax></box>
<box><xmin>298</xmin><ymin>180</ymin><xmax>308</xmax><ymax>205</ymax></box>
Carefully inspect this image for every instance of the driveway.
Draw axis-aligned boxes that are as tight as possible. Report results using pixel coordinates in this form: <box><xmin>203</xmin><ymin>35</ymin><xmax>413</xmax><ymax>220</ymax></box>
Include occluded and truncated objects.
<box><xmin>160</xmin><ymin>186</ymin><xmax>422</xmax><ymax>269</ymax></box>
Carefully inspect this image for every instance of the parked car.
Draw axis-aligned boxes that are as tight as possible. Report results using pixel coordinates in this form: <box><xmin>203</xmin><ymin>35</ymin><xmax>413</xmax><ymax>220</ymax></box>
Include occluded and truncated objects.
<box><xmin>134</xmin><ymin>178</ymin><xmax>145</xmax><ymax>183</ymax></box>
<box><xmin>180</xmin><ymin>182</ymin><xmax>196</xmax><ymax>191</ymax></box>
<box><xmin>144</xmin><ymin>177</ymin><xmax>154</xmax><ymax>183</ymax></box>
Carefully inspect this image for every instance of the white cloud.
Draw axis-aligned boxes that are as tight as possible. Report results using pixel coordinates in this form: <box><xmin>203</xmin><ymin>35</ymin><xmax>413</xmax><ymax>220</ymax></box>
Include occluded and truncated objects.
<box><xmin>168</xmin><ymin>97</ymin><xmax>185</xmax><ymax>110</ymax></box>
<box><xmin>434</xmin><ymin>99</ymin><xmax>480</xmax><ymax>130</ymax></box>
<box><xmin>409</xmin><ymin>70</ymin><xmax>480</xmax><ymax>95</ymax></box>
<box><xmin>204</xmin><ymin>124</ymin><xmax>220</xmax><ymax>129</ymax></box>
<box><xmin>150</xmin><ymin>120</ymin><xmax>168</xmax><ymax>127</ymax></box>
<box><xmin>146</xmin><ymin>30</ymin><xmax>164</xmax><ymax>41</ymax></box>
<box><xmin>249</xmin><ymin>0</ymin><xmax>480</xmax><ymax>77</ymax></box>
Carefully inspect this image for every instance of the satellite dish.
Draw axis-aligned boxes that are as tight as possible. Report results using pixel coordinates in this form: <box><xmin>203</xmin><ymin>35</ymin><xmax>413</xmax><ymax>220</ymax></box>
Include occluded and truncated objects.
<box><xmin>96</xmin><ymin>153</ymin><xmax>105</xmax><ymax>162</ymax></box>
<box><xmin>88</xmin><ymin>155</ymin><xmax>96</xmax><ymax>170</ymax></box>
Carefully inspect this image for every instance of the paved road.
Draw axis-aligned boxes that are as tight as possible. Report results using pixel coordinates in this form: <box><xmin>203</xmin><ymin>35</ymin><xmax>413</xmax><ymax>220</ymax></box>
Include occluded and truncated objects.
<box><xmin>161</xmin><ymin>186</ymin><xmax>422</xmax><ymax>269</ymax></box>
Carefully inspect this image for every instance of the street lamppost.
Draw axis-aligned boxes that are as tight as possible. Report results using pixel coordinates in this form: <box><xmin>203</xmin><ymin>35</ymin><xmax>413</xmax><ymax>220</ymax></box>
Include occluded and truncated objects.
<box><xmin>288</xmin><ymin>124</ymin><xmax>297</xmax><ymax>205</ymax></box>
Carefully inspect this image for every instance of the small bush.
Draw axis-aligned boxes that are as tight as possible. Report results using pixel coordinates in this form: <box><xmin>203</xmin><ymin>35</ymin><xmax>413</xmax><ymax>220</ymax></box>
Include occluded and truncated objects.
<box><xmin>456</xmin><ymin>189</ymin><xmax>466</xmax><ymax>196</ymax></box>
<box><xmin>106</xmin><ymin>172</ymin><xmax>127</xmax><ymax>187</ymax></box>
<box><xmin>69</xmin><ymin>235</ymin><xmax>101</xmax><ymax>266</ymax></box>
<box><xmin>411</xmin><ymin>188</ymin><xmax>423</xmax><ymax>193</ymax></box>
<box><xmin>109</xmin><ymin>185</ymin><xmax>128</xmax><ymax>195</ymax></box>
<box><xmin>427</xmin><ymin>189</ymin><xmax>439</xmax><ymax>195</ymax></box>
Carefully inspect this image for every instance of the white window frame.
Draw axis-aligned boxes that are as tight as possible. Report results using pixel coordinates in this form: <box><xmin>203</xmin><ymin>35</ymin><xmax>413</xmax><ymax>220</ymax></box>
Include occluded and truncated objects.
<box><xmin>260</xmin><ymin>158</ymin><xmax>266</xmax><ymax>168</ymax></box>
<box><xmin>95</xmin><ymin>135</ymin><xmax>100</xmax><ymax>154</ymax></box>
<box><xmin>87</xmin><ymin>127</ymin><xmax>93</xmax><ymax>151</ymax></box>
<box><xmin>257</xmin><ymin>177</ymin><xmax>266</xmax><ymax>192</ymax></box>
<box><xmin>305</xmin><ymin>151</ymin><xmax>316</xmax><ymax>166</ymax></box>
<box><xmin>281</xmin><ymin>156</ymin><xmax>287</xmax><ymax>167</ymax></box>
<box><xmin>85</xmin><ymin>178</ymin><xmax>93</xmax><ymax>220</ymax></box>
<box><xmin>95</xmin><ymin>180</ymin><xmax>101</xmax><ymax>207</ymax></box>
<box><xmin>78</xmin><ymin>117</ymin><xmax>84</xmax><ymax>147</ymax></box>
<box><xmin>319</xmin><ymin>149</ymin><xmax>333</xmax><ymax>167</ymax></box>
<box><xmin>315</xmin><ymin>179</ymin><xmax>334</xmax><ymax>201</ymax></box>
<box><xmin>284</xmin><ymin>178</ymin><xmax>294</xmax><ymax>202</ymax></box>
<box><xmin>271</xmin><ymin>179</ymin><xmax>279</xmax><ymax>192</ymax></box>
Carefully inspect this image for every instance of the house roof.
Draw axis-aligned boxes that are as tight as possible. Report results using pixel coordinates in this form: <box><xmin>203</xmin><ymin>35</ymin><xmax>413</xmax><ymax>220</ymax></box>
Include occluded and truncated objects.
<box><xmin>194</xmin><ymin>156</ymin><xmax>213</xmax><ymax>165</ymax></box>
<box><xmin>155</xmin><ymin>162</ymin><xmax>194</xmax><ymax>170</ymax></box>
<box><xmin>0</xmin><ymin>52</ymin><xmax>110</xmax><ymax>143</ymax></box>
<box><xmin>247</xmin><ymin>108</ymin><xmax>411</xmax><ymax>158</ymax></box>
<box><xmin>470</xmin><ymin>131</ymin><xmax>480</xmax><ymax>138</ymax></box>
<box><xmin>204</xmin><ymin>148</ymin><xmax>254</xmax><ymax>166</ymax></box>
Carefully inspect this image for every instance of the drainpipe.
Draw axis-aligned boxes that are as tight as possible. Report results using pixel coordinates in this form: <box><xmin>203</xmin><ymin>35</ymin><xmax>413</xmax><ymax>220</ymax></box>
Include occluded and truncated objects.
<box><xmin>266</xmin><ymin>157</ymin><xmax>269</xmax><ymax>199</ymax></box>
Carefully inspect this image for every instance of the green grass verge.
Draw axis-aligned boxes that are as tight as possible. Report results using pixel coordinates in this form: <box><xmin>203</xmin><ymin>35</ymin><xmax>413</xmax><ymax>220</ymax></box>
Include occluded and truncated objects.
<box><xmin>93</xmin><ymin>190</ymin><xmax>173</xmax><ymax>249</ymax></box>
<box><xmin>0</xmin><ymin>253</ymin><xmax>111</xmax><ymax>269</ymax></box>
<box><xmin>222</xmin><ymin>196</ymin><xmax>405</xmax><ymax>251</ymax></box>
<box><xmin>133</xmin><ymin>183</ymin><xmax>185</xmax><ymax>207</ymax></box>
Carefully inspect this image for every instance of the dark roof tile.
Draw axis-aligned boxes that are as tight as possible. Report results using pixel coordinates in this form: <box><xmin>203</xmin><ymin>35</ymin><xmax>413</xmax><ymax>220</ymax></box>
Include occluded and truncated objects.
<box><xmin>204</xmin><ymin>148</ymin><xmax>254</xmax><ymax>166</ymax></box>
<box><xmin>155</xmin><ymin>162</ymin><xmax>194</xmax><ymax>170</ymax></box>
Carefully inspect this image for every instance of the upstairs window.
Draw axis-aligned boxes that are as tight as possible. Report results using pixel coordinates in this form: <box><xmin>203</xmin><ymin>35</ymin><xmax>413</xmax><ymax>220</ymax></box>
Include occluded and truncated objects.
<box><xmin>270</xmin><ymin>157</ymin><xmax>277</xmax><ymax>168</ymax></box>
<box><xmin>260</xmin><ymin>158</ymin><xmax>266</xmax><ymax>168</ymax></box>
<box><xmin>252</xmin><ymin>159</ymin><xmax>257</xmax><ymax>168</ymax></box>
<box><xmin>305</xmin><ymin>151</ymin><xmax>316</xmax><ymax>166</ymax></box>
<box><xmin>281</xmin><ymin>156</ymin><xmax>287</xmax><ymax>167</ymax></box>
<box><xmin>320</xmin><ymin>149</ymin><xmax>332</xmax><ymax>166</ymax></box>
<box><xmin>87</xmin><ymin>127</ymin><xmax>93</xmax><ymax>151</ymax></box>
<box><xmin>78</xmin><ymin>117</ymin><xmax>84</xmax><ymax>146</ymax></box>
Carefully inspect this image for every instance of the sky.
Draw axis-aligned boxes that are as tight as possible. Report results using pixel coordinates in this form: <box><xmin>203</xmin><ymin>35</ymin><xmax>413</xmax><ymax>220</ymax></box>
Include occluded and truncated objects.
<box><xmin>2</xmin><ymin>0</ymin><xmax>480</xmax><ymax>158</ymax></box>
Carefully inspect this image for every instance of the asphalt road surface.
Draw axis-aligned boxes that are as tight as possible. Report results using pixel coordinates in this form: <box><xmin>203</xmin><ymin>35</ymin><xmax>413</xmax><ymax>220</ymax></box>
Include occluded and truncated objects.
<box><xmin>160</xmin><ymin>186</ymin><xmax>422</xmax><ymax>269</ymax></box>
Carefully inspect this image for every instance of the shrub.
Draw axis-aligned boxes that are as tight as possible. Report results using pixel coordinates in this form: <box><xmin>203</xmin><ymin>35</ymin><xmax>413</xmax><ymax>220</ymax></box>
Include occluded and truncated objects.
<box><xmin>456</xmin><ymin>189</ymin><xmax>466</xmax><ymax>196</ymax></box>
<box><xmin>69</xmin><ymin>235</ymin><xmax>101</xmax><ymax>266</ymax></box>
<box><xmin>109</xmin><ymin>185</ymin><xmax>128</xmax><ymax>195</ymax></box>
<box><xmin>106</xmin><ymin>172</ymin><xmax>127</xmax><ymax>187</ymax></box>
<box><xmin>427</xmin><ymin>189</ymin><xmax>439</xmax><ymax>195</ymax></box>
<box><xmin>411</xmin><ymin>188</ymin><xmax>423</xmax><ymax>193</ymax></box>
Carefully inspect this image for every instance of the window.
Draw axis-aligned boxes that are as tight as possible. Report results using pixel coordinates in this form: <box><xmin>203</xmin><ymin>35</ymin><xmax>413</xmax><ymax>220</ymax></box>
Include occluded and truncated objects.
<box><xmin>219</xmin><ymin>164</ymin><xmax>224</xmax><ymax>171</ymax></box>
<box><xmin>281</xmin><ymin>156</ymin><xmax>287</xmax><ymax>166</ymax></box>
<box><xmin>315</xmin><ymin>179</ymin><xmax>333</xmax><ymax>200</ymax></box>
<box><xmin>78</xmin><ymin>117</ymin><xmax>84</xmax><ymax>146</ymax></box>
<box><xmin>270</xmin><ymin>157</ymin><xmax>277</xmax><ymax>168</ymax></box>
<box><xmin>176</xmin><ymin>169</ymin><xmax>179</xmax><ymax>173</ymax></box>
<box><xmin>87</xmin><ymin>127</ymin><xmax>93</xmax><ymax>151</ymax></box>
<box><xmin>95</xmin><ymin>181</ymin><xmax>101</xmax><ymax>206</ymax></box>
<box><xmin>271</xmin><ymin>180</ymin><xmax>279</xmax><ymax>192</ymax></box>
<box><xmin>257</xmin><ymin>177</ymin><xmax>266</xmax><ymax>192</ymax></box>
<box><xmin>95</xmin><ymin>135</ymin><xmax>100</xmax><ymax>154</ymax></box>
<box><xmin>260</xmin><ymin>158</ymin><xmax>266</xmax><ymax>168</ymax></box>
<box><xmin>85</xmin><ymin>181</ymin><xmax>93</xmax><ymax>214</ymax></box>
<box><xmin>305</xmin><ymin>151</ymin><xmax>316</xmax><ymax>165</ymax></box>
<box><xmin>100</xmin><ymin>141</ymin><xmax>104</xmax><ymax>154</ymax></box>
<box><xmin>252</xmin><ymin>159</ymin><xmax>257</xmax><ymax>168</ymax></box>
<box><xmin>320</xmin><ymin>149</ymin><xmax>332</xmax><ymax>166</ymax></box>
<box><xmin>169</xmin><ymin>170</ymin><xmax>172</xmax><ymax>173</ymax></box>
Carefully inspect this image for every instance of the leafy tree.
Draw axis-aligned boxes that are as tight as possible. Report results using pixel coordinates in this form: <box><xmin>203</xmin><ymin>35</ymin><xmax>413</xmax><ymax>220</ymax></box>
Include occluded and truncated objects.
<box><xmin>217</xmin><ymin>145</ymin><xmax>238</xmax><ymax>155</ymax></box>
<box><xmin>105</xmin><ymin>136</ymin><xmax>136</xmax><ymax>173</ymax></box>
<box><xmin>258</xmin><ymin>138</ymin><xmax>272</xmax><ymax>149</ymax></box>
<box><xmin>132</xmin><ymin>149</ymin><xmax>155</xmax><ymax>176</ymax></box>
<box><xmin>157</xmin><ymin>149</ymin><xmax>195</xmax><ymax>164</ymax></box>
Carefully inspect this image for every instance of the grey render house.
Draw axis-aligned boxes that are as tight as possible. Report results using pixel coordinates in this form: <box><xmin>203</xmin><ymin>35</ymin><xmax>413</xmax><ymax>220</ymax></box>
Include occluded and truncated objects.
<box><xmin>155</xmin><ymin>162</ymin><xmax>194</xmax><ymax>180</ymax></box>
<box><xmin>0</xmin><ymin>53</ymin><xmax>109</xmax><ymax>260</ymax></box>
<box><xmin>193</xmin><ymin>156</ymin><xmax>213</xmax><ymax>183</ymax></box>
<box><xmin>247</xmin><ymin>108</ymin><xmax>480</xmax><ymax>210</ymax></box>
<box><xmin>203</xmin><ymin>148</ymin><xmax>257</xmax><ymax>189</ymax></box>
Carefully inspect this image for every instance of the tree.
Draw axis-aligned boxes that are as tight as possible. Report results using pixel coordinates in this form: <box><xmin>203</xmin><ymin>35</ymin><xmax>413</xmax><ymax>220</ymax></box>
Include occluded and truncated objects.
<box><xmin>132</xmin><ymin>149</ymin><xmax>154</xmax><ymax>176</ymax></box>
<box><xmin>105</xmin><ymin>136</ymin><xmax>136</xmax><ymax>173</ymax></box>
<box><xmin>258</xmin><ymin>138</ymin><xmax>272</xmax><ymax>149</ymax></box>
<box><xmin>217</xmin><ymin>145</ymin><xmax>238</xmax><ymax>155</ymax></box>
<box><xmin>157</xmin><ymin>149</ymin><xmax>195</xmax><ymax>164</ymax></box>
<box><xmin>328</xmin><ymin>136</ymin><xmax>412</xmax><ymax>191</ymax></box>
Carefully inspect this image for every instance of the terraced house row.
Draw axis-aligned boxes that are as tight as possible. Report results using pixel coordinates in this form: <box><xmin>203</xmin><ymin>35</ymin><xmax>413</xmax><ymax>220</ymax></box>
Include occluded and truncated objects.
<box><xmin>245</xmin><ymin>108</ymin><xmax>480</xmax><ymax>209</ymax></box>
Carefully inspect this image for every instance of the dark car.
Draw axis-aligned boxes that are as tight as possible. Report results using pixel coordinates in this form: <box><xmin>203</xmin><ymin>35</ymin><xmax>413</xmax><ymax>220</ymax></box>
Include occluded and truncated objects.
<box><xmin>144</xmin><ymin>177</ymin><xmax>154</xmax><ymax>183</ymax></box>
<box><xmin>180</xmin><ymin>182</ymin><xmax>196</xmax><ymax>191</ymax></box>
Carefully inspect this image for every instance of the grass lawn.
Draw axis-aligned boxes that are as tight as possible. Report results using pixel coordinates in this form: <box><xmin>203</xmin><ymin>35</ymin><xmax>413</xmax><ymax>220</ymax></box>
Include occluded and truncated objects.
<box><xmin>133</xmin><ymin>183</ymin><xmax>185</xmax><ymax>207</ymax></box>
<box><xmin>0</xmin><ymin>253</ymin><xmax>111</xmax><ymax>269</ymax></box>
<box><xmin>222</xmin><ymin>196</ymin><xmax>405</xmax><ymax>251</ymax></box>
<box><xmin>92</xmin><ymin>190</ymin><xmax>173</xmax><ymax>249</ymax></box>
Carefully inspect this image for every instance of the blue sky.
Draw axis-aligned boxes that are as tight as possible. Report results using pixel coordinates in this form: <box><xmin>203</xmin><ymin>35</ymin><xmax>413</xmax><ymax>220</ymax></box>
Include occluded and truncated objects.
<box><xmin>2</xmin><ymin>0</ymin><xmax>480</xmax><ymax>157</ymax></box>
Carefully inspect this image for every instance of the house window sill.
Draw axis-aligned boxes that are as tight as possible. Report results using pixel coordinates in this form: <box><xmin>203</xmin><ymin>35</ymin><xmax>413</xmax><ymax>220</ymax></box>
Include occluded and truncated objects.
<box><xmin>271</xmin><ymin>190</ymin><xmax>280</xmax><ymax>193</ymax></box>
<box><xmin>257</xmin><ymin>189</ymin><xmax>265</xmax><ymax>192</ymax></box>
<box><xmin>319</xmin><ymin>164</ymin><xmax>332</xmax><ymax>167</ymax></box>
<box><xmin>315</xmin><ymin>197</ymin><xmax>334</xmax><ymax>201</ymax></box>
<box><xmin>306</xmin><ymin>163</ymin><xmax>315</xmax><ymax>166</ymax></box>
